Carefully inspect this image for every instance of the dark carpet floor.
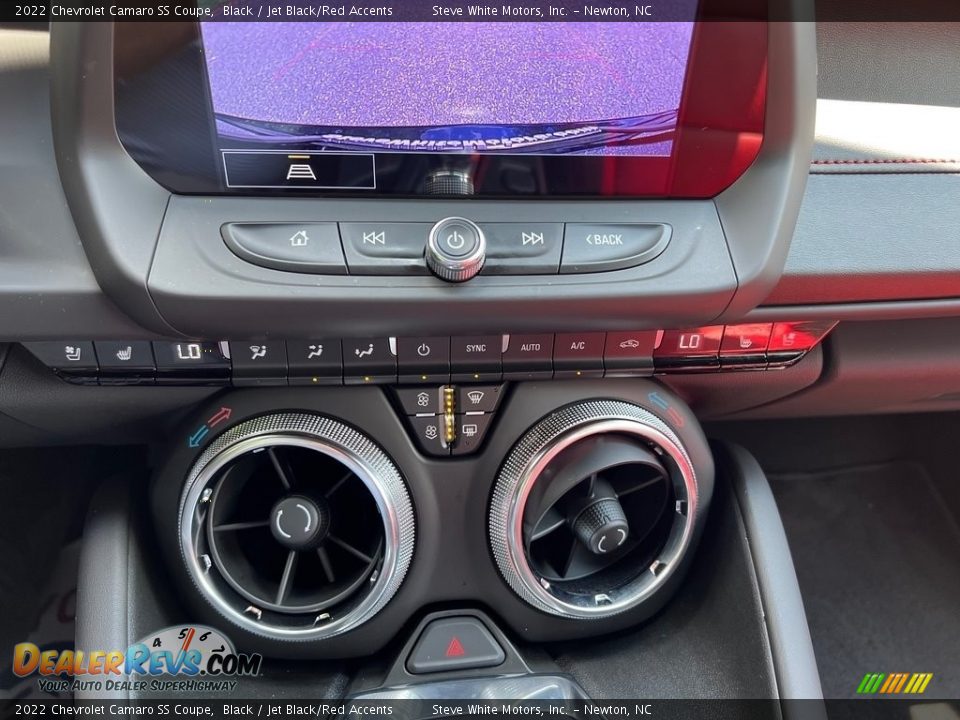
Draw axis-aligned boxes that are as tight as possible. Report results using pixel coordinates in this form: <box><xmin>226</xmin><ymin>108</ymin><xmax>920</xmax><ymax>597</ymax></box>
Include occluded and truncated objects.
<box><xmin>769</xmin><ymin>461</ymin><xmax>960</xmax><ymax>700</ymax></box>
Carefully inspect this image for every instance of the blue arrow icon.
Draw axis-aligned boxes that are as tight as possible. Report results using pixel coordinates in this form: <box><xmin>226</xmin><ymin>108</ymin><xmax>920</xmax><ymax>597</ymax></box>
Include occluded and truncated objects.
<box><xmin>188</xmin><ymin>425</ymin><xmax>209</xmax><ymax>448</ymax></box>
<box><xmin>648</xmin><ymin>391</ymin><xmax>670</xmax><ymax>410</ymax></box>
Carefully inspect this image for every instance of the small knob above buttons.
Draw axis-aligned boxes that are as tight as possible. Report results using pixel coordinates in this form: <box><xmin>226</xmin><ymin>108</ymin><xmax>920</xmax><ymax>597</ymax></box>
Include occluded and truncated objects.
<box><xmin>426</xmin><ymin>217</ymin><xmax>486</xmax><ymax>282</ymax></box>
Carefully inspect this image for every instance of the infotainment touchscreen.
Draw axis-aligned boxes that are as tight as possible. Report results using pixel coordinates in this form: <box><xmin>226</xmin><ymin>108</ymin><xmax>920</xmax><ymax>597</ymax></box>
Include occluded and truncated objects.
<box><xmin>113</xmin><ymin>15</ymin><xmax>768</xmax><ymax>198</ymax></box>
<box><xmin>201</xmin><ymin>22</ymin><xmax>693</xmax><ymax>176</ymax></box>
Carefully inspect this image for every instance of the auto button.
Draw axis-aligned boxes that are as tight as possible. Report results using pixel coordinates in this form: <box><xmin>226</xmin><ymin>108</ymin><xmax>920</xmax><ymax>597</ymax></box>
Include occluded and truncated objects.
<box><xmin>502</xmin><ymin>334</ymin><xmax>554</xmax><ymax>380</ymax></box>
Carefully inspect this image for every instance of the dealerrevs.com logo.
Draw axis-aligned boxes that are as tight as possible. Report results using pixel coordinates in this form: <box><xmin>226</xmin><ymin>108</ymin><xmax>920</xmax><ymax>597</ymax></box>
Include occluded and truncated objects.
<box><xmin>13</xmin><ymin>625</ymin><xmax>262</xmax><ymax>694</ymax></box>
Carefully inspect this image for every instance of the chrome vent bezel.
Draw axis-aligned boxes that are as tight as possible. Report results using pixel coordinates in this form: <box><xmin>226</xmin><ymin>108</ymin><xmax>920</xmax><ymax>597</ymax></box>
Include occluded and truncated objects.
<box><xmin>489</xmin><ymin>400</ymin><xmax>698</xmax><ymax>619</ymax></box>
<box><xmin>178</xmin><ymin>412</ymin><xmax>415</xmax><ymax>642</ymax></box>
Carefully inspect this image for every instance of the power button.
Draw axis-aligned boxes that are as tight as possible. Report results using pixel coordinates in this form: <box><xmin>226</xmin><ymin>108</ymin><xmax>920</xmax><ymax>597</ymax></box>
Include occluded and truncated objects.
<box><xmin>426</xmin><ymin>217</ymin><xmax>486</xmax><ymax>282</ymax></box>
<box><xmin>437</xmin><ymin>220</ymin><xmax>479</xmax><ymax>257</ymax></box>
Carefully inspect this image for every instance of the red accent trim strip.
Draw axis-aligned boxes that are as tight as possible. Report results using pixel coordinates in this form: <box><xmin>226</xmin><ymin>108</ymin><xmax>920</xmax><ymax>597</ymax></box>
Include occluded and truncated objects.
<box><xmin>812</xmin><ymin>158</ymin><xmax>960</xmax><ymax>165</ymax></box>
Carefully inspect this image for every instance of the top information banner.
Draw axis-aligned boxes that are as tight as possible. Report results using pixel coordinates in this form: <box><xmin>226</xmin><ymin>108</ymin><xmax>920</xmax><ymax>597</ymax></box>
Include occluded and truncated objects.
<box><xmin>8</xmin><ymin>0</ymin><xmax>960</xmax><ymax>22</ymax></box>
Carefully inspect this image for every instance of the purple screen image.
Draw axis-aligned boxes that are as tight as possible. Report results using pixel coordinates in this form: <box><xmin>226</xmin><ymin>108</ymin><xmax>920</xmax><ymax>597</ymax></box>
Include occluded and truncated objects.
<box><xmin>201</xmin><ymin>22</ymin><xmax>695</xmax><ymax>155</ymax></box>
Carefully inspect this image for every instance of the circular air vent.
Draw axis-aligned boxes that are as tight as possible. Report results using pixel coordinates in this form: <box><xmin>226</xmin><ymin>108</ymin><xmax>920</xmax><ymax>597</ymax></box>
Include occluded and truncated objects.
<box><xmin>489</xmin><ymin>401</ymin><xmax>697</xmax><ymax>619</ymax></box>
<box><xmin>178</xmin><ymin>413</ymin><xmax>415</xmax><ymax>641</ymax></box>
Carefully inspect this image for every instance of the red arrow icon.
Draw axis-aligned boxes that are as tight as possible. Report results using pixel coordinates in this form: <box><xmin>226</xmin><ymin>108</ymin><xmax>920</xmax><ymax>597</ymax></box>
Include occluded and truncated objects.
<box><xmin>207</xmin><ymin>407</ymin><xmax>232</xmax><ymax>428</ymax></box>
<box><xmin>445</xmin><ymin>636</ymin><xmax>465</xmax><ymax>658</ymax></box>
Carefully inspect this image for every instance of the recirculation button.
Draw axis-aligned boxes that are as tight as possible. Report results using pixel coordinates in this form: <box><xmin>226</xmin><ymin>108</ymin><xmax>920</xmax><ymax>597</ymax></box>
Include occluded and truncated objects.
<box><xmin>560</xmin><ymin>223</ymin><xmax>670</xmax><ymax>274</ymax></box>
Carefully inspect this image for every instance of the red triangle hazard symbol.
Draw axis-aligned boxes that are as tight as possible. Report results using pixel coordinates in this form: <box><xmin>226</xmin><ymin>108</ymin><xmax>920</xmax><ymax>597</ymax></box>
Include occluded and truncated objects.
<box><xmin>445</xmin><ymin>636</ymin><xmax>466</xmax><ymax>658</ymax></box>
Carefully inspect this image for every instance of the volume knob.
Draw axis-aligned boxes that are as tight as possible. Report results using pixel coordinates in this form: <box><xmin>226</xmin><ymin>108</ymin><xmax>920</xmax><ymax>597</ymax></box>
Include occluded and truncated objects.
<box><xmin>426</xmin><ymin>217</ymin><xmax>486</xmax><ymax>282</ymax></box>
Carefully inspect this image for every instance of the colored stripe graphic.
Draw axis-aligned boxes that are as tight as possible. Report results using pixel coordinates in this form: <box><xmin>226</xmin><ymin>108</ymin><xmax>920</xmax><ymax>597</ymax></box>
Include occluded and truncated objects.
<box><xmin>893</xmin><ymin>673</ymin><xmax>909</xmax><ymax>693</ymax></box>
<box><xmin>857</xmin><ymin>673</ymin><xmax>885</xmax><ymax>694</ymax></box>
<box><xmin>879</xmin><ymin>674</ymin><xmax>896</xmax><ymax>693</ymax></box>
<box><xmin>857</xmin><ymin>672</ymin><xmax>932</xmax><ymax>694</ymax></box>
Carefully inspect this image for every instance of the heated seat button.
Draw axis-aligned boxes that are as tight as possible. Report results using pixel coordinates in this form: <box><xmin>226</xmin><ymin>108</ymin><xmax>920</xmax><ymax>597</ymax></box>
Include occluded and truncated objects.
<box><xmin>340</xmin><ymin>223</ymin><xmax>431</xmax><ymax>275</ymax></box>
<box><xmin>94</xmin><ymin>341</ymin><xmax>156</xmax><ymax>385</ymax></box>
<box><xmin>24</xmin><ymin>341</ymin><xmax>98</xmax><ymax>370</ymax></box>
<box><xmin>767</xmin><ymin>321</ymin><xmax>838</xmax><ymax>368</ymax></box>
<box><xmin>23</xmin><ymin>341</ymin><xmax>98</xmax><ymax>385</ymax></box>
<box><xmin>222</xmin><ymin>223</ymin><xmax>347</xmax><ymax>274</ymax></box>
<box><xmin>229</xmin><ymin>341</ymin><xmax>288</xmax><ymax>386</ymax></box>
<box><xmin>560</xmin><ymin>224</ymin><xmax>670</xmax><ymax>274</ymax></box>
<box><xmin>480</xmin><ymin>223</ymin><xmax>563</xmax><ymax>274</ymax></box>
<box><xmin>603</xmin><ymin>332</ymin><xmax>657</xmax><ymax>376</ymax></box>
<box><xmin>767</xmin><ymin>321</ymin><xmax>838</xmax><ymax>353</ymax></box>
<box><xmin>502</xmin><ymin>334</ymin><xmax>554</xmax><ymax>380</ymax></box>
<box><xmin>342</xmin><ymin>338</ymin><xmax>396</xmax><ymax>384</ymax></box>
<box><xmin>287</xmin><ymin>340</ymin><xmax>343</xmax><ymax>386</ymax></box>
<box><xmin>719</xmin><ymin>324</ymin><xmax>772</xmax><ymax>370</ymax></box>
<box><xmin>407</xmin><ymin>617</ymin><xmax>505</xmax><ymax>674</ymax></box>
<box><xmin>553</xmin><ymin>332</ymin><xmax>606</xmax><ymax>378</ymax></box>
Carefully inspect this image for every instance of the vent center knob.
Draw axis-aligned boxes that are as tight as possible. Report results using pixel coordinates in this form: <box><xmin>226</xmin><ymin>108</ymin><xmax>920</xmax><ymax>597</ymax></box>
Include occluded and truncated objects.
<box><xmin>570</xmin><ymin>495</ymin><xmax>630</xmax><ymax>555</ymax></box>
<box><xmin>270</xmin><ymin>495</ymin><xmax>330</xmax><ymax>551</ymax></box>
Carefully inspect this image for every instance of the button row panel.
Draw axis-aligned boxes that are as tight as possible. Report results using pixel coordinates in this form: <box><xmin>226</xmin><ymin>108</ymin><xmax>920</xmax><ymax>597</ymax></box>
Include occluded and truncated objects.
<box><xmin>222</xmin><ymin>221</ymin><xmax>671</xmax><ymax>276</ymax></box>
<box><xmin>21</xmin><ymin>322</ymin><xmax>837</xmax><ymax>386</ymax></box>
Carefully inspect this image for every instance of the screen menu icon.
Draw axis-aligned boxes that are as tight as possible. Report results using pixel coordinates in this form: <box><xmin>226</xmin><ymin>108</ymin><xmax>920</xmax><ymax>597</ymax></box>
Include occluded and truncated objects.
<box><xmin>222</xmin><ymin>150</ymin><xmax>376</xmax><ymax>190</ymax></box>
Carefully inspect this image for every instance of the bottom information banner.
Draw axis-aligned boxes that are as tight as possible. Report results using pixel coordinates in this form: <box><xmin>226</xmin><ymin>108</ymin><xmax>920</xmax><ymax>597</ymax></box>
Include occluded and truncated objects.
<box><xmin>2</xmin><ymin>700</ymin><xmax>959</xmax><ymax>720</ymax></box>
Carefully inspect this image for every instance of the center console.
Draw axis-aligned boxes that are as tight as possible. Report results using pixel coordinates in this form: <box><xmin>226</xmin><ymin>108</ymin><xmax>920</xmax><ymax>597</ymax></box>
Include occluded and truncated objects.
<box><xmin>45</xmin><ymin>2</ymin><xmax>824</xmax><ymax>707</ymax></box>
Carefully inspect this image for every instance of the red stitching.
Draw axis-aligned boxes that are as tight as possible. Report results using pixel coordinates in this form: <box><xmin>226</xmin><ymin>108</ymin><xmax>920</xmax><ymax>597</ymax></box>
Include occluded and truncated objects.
<box><xmin>812</xmin><ymin>158</ymin><xmax>960</xmax><ymax>165</ymax></box>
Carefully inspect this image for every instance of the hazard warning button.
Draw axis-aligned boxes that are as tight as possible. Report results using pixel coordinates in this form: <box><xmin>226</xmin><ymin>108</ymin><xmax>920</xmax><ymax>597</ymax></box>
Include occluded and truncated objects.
<box><xmin>406</xmin><ymin>617</ymin><xmax>506</xmax><ymax>674</ymax></box>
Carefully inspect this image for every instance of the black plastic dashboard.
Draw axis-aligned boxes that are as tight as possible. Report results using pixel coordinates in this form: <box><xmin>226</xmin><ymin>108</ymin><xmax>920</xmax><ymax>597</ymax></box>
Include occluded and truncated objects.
<box><xmin>1</xmin><ymin>13</ymin><xmax>959</xmax><ymax>709</ymax></box>
<box><xmin>0</xmin><ymin>17</ymin><xmax>958</xmax><ymax>426</ymax></box>
<box><xmin>8</xmin><ymin>20</ymin><xmax>812</xmax><ymax>339</ymax></box>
